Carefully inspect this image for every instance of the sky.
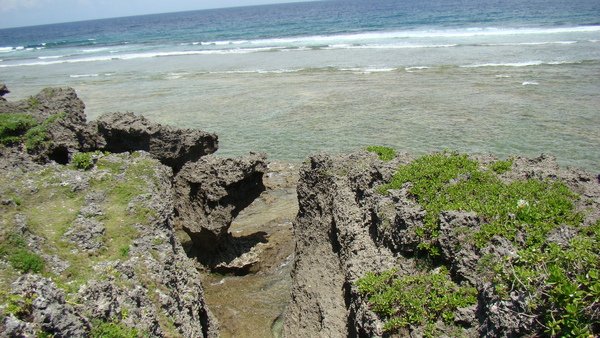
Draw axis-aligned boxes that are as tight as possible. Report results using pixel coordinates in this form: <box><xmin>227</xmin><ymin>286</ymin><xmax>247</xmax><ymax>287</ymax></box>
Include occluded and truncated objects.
<box><xmin>0</xmin><ymin>0</ymin><xmax>317</xmax><ymax>29</ymax></box>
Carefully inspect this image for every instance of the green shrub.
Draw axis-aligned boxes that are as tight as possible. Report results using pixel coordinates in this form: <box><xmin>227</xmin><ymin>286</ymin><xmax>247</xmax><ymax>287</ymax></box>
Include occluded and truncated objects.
<box><xmin>0</xmin><ymin>233</ymin><xmax>45</xmax><ymax>273</ymax></box>
<box><xmin>8</xmin><ymin>249</ymin><xmax>45</xmax><ymax>273</ymax></box>
<box><xmin>0</xmin><ymin>113</ymin><xmax>38</xmax><ymax>145</ymax></box>
<box><xmin>0</xmin><ymin>111</ymin><xmax>65</xmax><ymax>150</ymax></box>
<box><xmin>378</xmin><ymin>152</ymin><xmax>581</xmax><ymax>254</ymax></box>
<box><xmin>3</xmin><ymin>294</ymin><xmax>35</xmax><ymax>320</ymax></box>
<box><xmin>366</xmin><ymin>146</ymin><xmax>396</xmax><ymax>161</ymax></box>
<box><xmin>72</xmin><ymin>152</ymin><xmax>94</xmax><ymax>170</ymax></box>
<box><xmin>27</xmin><ymin>96</ymin><xmax>41</xmax><ymax>108</ymax></box>
<box><xmin>489</xmin><ymin>158</ymin><xmax>513</xmax><ymax>174</ymax></box>
<box><xmin>119</xmin><ymin>245</ymin><xmax>130</xmax><ymax>258</ymax></box>
<box><xmin>23</xmin><ymin>125</ymin><xmax>48</xmax><ymax>150</ymax></box>
<box><xmin>356</xmin><ymin>267</ymin><xmax>477</xmax><ymax>336</ymax></box>
<box><xmin>90</xmin><ymin>320</ymin><xmax>141</xmax><ymax>338</ymax></box>
<box><xmin>500</xmin><ymin>221</ymin><xmax>600</xmax><ymax>337</ymax></box>
<box><xmin>372</xmin><ymin>152</ymin><xmax>596</xmax><ymax>336</ymax></box>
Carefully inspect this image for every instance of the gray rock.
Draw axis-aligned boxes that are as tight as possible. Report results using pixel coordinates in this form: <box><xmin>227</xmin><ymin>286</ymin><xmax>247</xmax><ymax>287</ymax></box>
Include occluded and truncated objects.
<box><xmin>0</xmin><ymin>83</ymin><xmax>9</xmax><ymax>100</ymax></box>
<box><xmin>284</xmin><ymin>152</ymin><xmax>398</xmax><ymax>338</ymax></box>
<box><xmin>0</xmin><ymin>87</ymin><xmax>103</xmax><ymax>164</ymax></box>
<box><xmin>64</xmin><ymin>216</ymin><xmax>106</xmax><ymax>252</ymax></box>
<box><xmin>174</xmin><ymin>153</ymin><xmax>267</xmax><ymax>251</ymax></box>
<box><xmin>6</xmin><ymin>275</ymin><xmax>90</xmax><ymax>337</ymax></box>
<box><xmin>438</xmin><ymin>211</ymin><xmax>482</xmax><ymax>284</ymax></box>
<box><xmin>94</xmin><ymin>112</ymin><xmax>218</xmax><ymax>172</ymax></box>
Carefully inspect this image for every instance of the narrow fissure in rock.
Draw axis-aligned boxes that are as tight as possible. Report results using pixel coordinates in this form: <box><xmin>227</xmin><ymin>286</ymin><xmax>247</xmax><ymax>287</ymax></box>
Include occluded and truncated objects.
<box><xmin>176</xmin><ymin>161</ymin><xmax>299</xmax><ymax>337</ymax></box>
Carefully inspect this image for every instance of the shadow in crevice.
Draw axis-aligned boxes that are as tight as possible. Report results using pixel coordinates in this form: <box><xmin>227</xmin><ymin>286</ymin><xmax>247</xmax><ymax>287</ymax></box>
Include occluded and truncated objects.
<box><xmin>186</xmin><ymin>231</ymin><xmax>269</xmax><ymax>276</ymax></box>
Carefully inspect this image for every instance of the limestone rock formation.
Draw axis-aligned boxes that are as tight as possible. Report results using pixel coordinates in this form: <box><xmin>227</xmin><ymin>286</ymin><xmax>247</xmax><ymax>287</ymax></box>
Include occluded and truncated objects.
<box><xmin>94</xmin><ymin>112</ymin><xmax>218</xmax><ymax>172</ymax></box>
<box><xmin>0</xmin><ymin>86</ymin><xmax>103</xmax><ymax>164</ymax></box>
<box><xmin>284</xmin><ymin>152</ymin><xmax>405</xmax><ymax>337</ymax></box>
<box><xmin>174</xmin><ymin>153</ymin><xmax>267</xmax><ymax>252</ymax></box>
<box><xmin>0</xmin><ymin>152</ymin><xmax>219</xmax><ymax>337</ymax></box>
<box><xmin>283</xmin><ymin>151</ymin><xmax>600</xmax><ymax>337</ymax></box>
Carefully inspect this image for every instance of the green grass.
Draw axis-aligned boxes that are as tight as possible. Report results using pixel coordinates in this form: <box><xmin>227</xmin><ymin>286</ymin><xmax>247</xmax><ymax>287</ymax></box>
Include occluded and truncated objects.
<box><xmin>0</xmin><ymin>111</ymin><xmax>66</xmax><ymax>150</ymax></box>
<box><xmin>356</xmin><ymin>267</ymin><xmax>477</xmax><ymax>336</ymax></box>
<box><xmin>0</xmin><ymin>234</ymin><xmax>45</xmax><ymax>273</ymax></box>
<box><xmin>90</xmin><ymin>320</ymin><xmax>142</xmax><ymax>338</ymax></box>
<box><xmin>366</xmin><ymin>145</ymin><xmax>396</xmax><ymax>161</ymax></box>
<box><xmin>0</xmin><ymin>154</ymin><xmax>159</xmax><ymax>298</ymax></box>
<box><xmin>0</xmin><ymin>113</ymin><xmax>38</xmax><ymax>145</ymax></box>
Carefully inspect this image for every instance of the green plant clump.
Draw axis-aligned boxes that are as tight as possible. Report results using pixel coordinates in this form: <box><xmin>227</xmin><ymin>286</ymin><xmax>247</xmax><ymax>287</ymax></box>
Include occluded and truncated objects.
<box><xmin>0</xmin><ymin>111</ymin><xmax>66</xmax><ymax>150</ymax></box>
<box><xmin>2</xmin><ymin>293</ymin><xmax>35</xmax><ymax>320</ymax></box>
<box><xmin>378</xmin><ymin>152</ymin><xmax>581</xmax><ymax>252</ymax></box>
<box><xmin>90</xmin><ymin>320</ymin><xmax>141</xmax><ymax>338</ymax></box>
<box><xmin>489</xmin><ymin>158</ymin><xmax>513</xmax><ymax>174</ymax></box>
<box><xmin>500</xmin><ymin>221</ymin><xmax>600</xmax><ymax>337</ymax></box>
<box><xmin>0</xmin><ymin>234</ymin><xmax>45</xmax><ymax>273</ymax></box>
<box><xmin>72</xmin><ymin>152</ymin><xmax>95</xmax><ymax>170</ymax></box>
<box><xmin>366</xmin><ymin>145</ymin><xmax>396</xmax><ymax>161</ymax></box>
<box><xmin>371</xmin><ymin>152</ymin><xmax>597</xmax><ymax>335</ymax></box>
<box><xmin>356</xmin><ymin>267</ymin><xmax>477</xmax><ymax>336</ymax></box>
<box><xmin>8</xmin><ymin>249</ymin><xmax>45</xmax><ymax>273</ymax></box>
<box><xmin>0</xmin><ymin>113</ymin><xmax>38</xmax><ymax>145</ymax></box>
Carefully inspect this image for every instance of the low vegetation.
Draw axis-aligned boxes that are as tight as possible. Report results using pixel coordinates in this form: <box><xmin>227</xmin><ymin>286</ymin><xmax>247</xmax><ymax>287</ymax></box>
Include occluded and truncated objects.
<box><xmin>0</xmin><ymin>153</ymin><xmax>164</xmax><ymax>334</ymax></box>
<box><xmin>90</xmin><ymin>319</ymin><xmax>143</xmax><ymax>338</ymax></box>
<box><xmin>71</xmin><ymin>151</ymin><xmax>95</xmax><ymax>170</ymax></box>
<box><xmin>366</xmin><ymin>145</ymin><xmax>396</xmax><ymax>161</ymax></box>
<box><xmin>359</xmin><ymin>151</ymin><xmax>598</xmax><ymax>336</ymax></box>
<box><xmin>0</xmin><ymin>234</ymin><xmax>44</xmax><ymax>274</ymax></box>
<box><xmin>0</xmin><ymin>113</ymin><xmax>38</xmax><ymax>145</ymax></box>
<box><xmin>0</xmin><ymin>112</ymin><xmax>66</xmax><ymax>150</ymax></box>
<box><xmin>357</xmin><ymin>267</ymin><xmax>477</xmax><ymax>336</ymax></box>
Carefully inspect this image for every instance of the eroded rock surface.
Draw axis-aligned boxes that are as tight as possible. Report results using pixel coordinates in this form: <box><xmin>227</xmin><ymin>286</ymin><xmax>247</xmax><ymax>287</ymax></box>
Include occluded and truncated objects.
<box><xmin>0</xmin><ymin>86</ymin><xmax>102</xmax><ymax>164</ymax></box>
<box><xmin>95</xmin><ymin>112</ymin><xmax>218</xmax><ymax>172</ymax></box>
<box><xmin>283</xmin><ymin>152</ymin><xmax>600</xmax><ymax>337</ymax></box>
<box><xmin>284</xmin><ymin>152</ymin><xmax>407</xmax><ymax>337</ymax></box>
<box><xmin>174</xmin><ymin>153</ymin><xmax>267</xmax><ymax>252</ymax></box>
<box><xmin>0</xmin><ymin>152</ymin><xmax>218</xmax><ymax>337</ymax></box>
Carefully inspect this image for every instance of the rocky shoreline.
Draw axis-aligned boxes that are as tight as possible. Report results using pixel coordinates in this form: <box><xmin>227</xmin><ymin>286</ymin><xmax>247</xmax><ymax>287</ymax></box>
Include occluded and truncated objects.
<box><xmin>1</xmin><ymin>85</ymin><xmax>598</xmax><ymax>337</ymax></box>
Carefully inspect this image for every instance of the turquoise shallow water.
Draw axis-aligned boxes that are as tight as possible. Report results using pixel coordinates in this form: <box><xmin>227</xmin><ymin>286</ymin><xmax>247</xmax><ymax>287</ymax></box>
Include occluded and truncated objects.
<box><xmin>1</xmin><ymin>0</ymin><xmax>599</xmax><ymax>171</ymax></box>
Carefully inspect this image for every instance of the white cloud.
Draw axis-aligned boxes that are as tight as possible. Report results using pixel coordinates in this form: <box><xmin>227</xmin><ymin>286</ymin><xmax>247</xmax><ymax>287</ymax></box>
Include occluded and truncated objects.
<box><xmin>0</xmin><ymin>0</ymin><xmax>46</xmax><ymax>12</ymax></box>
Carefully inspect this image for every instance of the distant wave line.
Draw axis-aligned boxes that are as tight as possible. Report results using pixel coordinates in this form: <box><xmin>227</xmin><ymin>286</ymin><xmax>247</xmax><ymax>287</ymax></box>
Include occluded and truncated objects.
<box><xmin>197</xmin><ymin>25</ymin><xmax>600</xmax><ymax>46</ymax></box>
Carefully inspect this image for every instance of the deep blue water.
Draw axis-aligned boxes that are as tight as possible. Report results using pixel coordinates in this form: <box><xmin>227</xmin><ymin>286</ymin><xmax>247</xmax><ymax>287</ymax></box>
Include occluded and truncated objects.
<box><xmin>1</xmin><ymin>0</ymin><xmax>600</xmax><ymax>61</ymax></box>
<box><xmin>1</xmin><ymin>0</ymin><xmax>599</xmax><ymax>171</ymax></box>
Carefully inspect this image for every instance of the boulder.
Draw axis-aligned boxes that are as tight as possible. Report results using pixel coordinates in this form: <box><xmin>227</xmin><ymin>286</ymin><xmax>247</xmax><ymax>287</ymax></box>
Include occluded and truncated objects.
<box><xmin>94</xmin><ymin>112</ymin><xmax>218</xmax><ymax>172</ymax></box>
<box><xmin>174</xmin><ymin>153</ymin><xmax>267</xmax><ymax>252</ymax></box>
<box><xmin>0</xmin><ymin>83</ymin><xmax>9</xmax><ymax>100</ymax></box>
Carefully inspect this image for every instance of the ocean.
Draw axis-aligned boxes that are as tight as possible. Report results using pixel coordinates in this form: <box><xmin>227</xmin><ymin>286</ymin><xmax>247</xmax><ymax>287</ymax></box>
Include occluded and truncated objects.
<box><xmin>1</xmin><ymin>0</ymin><xmax>599</xmax><ymax>171</ymax></box>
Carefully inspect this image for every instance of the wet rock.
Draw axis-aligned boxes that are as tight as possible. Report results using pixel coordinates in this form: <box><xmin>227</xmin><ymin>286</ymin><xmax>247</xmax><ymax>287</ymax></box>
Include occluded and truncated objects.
<box><xmin>174</xmin><ymin>153</ymin><xmax>267</xmax><ymax>252</ymax></box>
<box><xmin>94</xmin><ymin>112</ymin><xmax>218</xmax><ymax>172</ymax></box>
